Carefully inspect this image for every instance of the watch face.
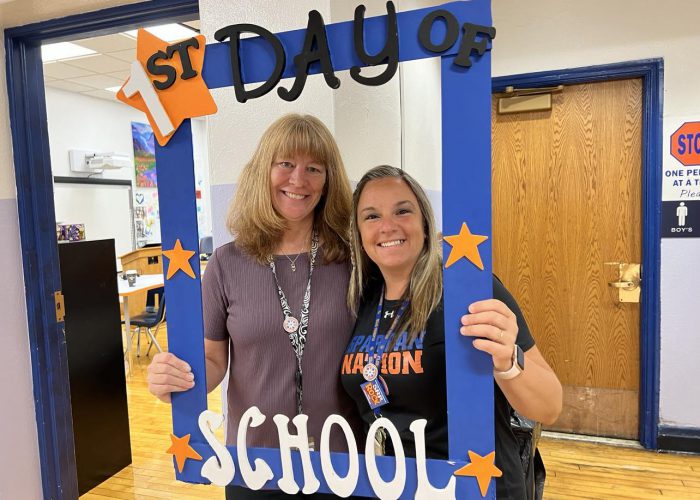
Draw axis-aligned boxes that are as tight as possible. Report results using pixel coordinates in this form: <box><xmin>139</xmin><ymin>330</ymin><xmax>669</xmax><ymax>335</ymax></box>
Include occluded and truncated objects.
<box><xmin>515</xmin><ymin>345</ymin><xmax>525</xmax><ymax>371</ymax></box>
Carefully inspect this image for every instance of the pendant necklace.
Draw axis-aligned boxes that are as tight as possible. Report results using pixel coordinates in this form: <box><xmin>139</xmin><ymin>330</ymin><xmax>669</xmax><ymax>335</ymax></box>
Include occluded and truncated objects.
<box><xmin>285</xmin><ymin>253</ymin><xmax>302</xmax><ymax>273</ymax></box>
<box><xmin>283</xmin><ymin>228</ymin><xmax>312</xmax><ymax>272</ymax></box>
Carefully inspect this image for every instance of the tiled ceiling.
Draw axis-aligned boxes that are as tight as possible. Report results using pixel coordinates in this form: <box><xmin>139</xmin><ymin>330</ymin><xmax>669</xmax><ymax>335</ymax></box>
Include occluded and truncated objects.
<box><xmin>43</xmin><ymin>20</ymin><xmax>200</xmax><ymax>102</ymax></box>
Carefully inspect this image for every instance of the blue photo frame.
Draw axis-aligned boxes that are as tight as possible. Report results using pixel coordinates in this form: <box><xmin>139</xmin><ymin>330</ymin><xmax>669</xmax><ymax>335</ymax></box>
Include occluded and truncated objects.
<box><xmin>153</xmin><ymin>1</ymin><xmax>495</xmax><ymax>497</ymax></box>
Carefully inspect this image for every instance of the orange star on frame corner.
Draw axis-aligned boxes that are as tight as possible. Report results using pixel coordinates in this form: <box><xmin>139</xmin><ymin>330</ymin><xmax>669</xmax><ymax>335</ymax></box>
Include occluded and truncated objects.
<box><xmin>116</xmin><ymin>29</ymin><xmax>217</xmax><ymax>146</ymax></box>
<box><xmin>163</xmin><ymin>239</ymin><xmax>197</xmax><ymax>279</ymax></box>
<box><xmin>443</xmin><ymin>222</ymin><xmax>489</xmax><ymax>270</ymax></box>
<box><xmin>166</xmin><ymin>433</ymin><xmax>202</xmax><ymax>473</ymax></box>
<box><xmin>454</xmin><ymin>450</ymin><xmax>503</xmax><ymax>497</ymax></box>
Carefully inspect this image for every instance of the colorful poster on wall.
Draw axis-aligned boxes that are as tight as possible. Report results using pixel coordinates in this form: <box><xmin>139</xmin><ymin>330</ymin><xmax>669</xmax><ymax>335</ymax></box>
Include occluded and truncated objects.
<box><xmin>132</xmin><ymin>121</ymin><xmax>157</xmax><ymax>188</ymax></box>
<box><xmin>134</xmin><ymin>187</ymin><xmax>161</xmax><ymax>245</ymax></box>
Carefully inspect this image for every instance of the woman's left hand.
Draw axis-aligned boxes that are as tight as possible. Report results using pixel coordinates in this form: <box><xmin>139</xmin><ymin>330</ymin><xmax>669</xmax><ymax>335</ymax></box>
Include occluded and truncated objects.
<box><xmin>460</xmin><ymin>299</ymin><xmax>518</xmax><ymax>372</ymax></box>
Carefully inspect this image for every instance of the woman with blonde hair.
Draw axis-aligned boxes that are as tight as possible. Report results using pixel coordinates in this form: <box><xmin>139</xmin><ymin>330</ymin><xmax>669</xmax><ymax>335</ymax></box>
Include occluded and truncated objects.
<box><xmin>340</xmin><ymin>165</ymin><xmax>562</xmax><ymax>499</ymax></box>
<box><xmin>148</xmin><ymin>114</ymin><xmax>361</xmax><ymax>499</ymax></box>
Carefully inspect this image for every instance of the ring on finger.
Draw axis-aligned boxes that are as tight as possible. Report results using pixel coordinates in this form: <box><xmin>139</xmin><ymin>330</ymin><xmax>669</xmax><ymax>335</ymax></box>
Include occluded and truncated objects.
<box><xmin>499</xmin><ymin>329</ymin><xmax>504</xmax><ymax>341</ymax></box>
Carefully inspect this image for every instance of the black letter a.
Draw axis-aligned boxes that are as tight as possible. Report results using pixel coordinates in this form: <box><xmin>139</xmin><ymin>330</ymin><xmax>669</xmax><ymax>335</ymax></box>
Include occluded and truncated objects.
<box><xmin>278</xmin><ymin>10</ymin><xmax>340</xmax><ymax>102</ymax></box>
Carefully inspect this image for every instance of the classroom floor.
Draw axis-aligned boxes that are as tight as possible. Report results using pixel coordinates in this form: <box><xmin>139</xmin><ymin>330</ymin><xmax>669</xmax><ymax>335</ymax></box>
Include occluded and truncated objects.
<box><xmin>81</xmin><ymin>329</ymin><xmax>700</xmax><ymax>499</ymax></box>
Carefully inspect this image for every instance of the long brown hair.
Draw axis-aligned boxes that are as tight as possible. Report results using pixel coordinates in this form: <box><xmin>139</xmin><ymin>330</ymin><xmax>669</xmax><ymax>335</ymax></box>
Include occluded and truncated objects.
<box><xmin>228</xmin><ymin>114</ymin><xmax>352</xmax><ymax>264</ymax></box>
<box><xmin>348</xmin><ymin>165</ymin><xmax>442</xmax><ymax>342</ymax></box>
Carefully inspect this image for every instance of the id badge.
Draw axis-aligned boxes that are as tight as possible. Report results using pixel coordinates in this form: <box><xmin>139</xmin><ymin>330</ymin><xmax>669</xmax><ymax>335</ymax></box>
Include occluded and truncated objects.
<box><xmin>361</xmin><ymin>379</ymin><xmax>389</xmax><ymax>410</ymax></box>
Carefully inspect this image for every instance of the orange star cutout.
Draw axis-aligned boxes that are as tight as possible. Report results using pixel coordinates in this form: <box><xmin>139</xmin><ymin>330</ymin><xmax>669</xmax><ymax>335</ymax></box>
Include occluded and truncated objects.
<box><xmin>163</xmin><ymin>239</ymin><xmax>196</xmax><ymax>279</ymax></box>
<box><xmin>454</xmin><ymin>450</ymin><xmax>503</xmax><ymax>497</ymax></box>
<box><xmin>117</xmin><ymin>29</ymin><xmax>217</xmax><ymax>145</ymax></box>
<box><xmin>166</xmin><ymin>433</ymin><xmax>202</xmax><ymax>473</ymax></box>
<box><xmin>443</xmin><ymin>222</ymin><xmax>489</xmax><ymax>270</ymax></box>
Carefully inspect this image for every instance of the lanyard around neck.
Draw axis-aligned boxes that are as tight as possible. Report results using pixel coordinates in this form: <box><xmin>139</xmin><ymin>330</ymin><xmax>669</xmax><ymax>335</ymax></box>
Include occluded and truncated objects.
<box><xmin>369</xmin><ymin>287</ymin><xmax>409</xmax><ymax>366</ymax></box>
<box><xmin>269</xmin><ymin>229</ymin><xmax>319</xmax><ymax>415</ymax></box>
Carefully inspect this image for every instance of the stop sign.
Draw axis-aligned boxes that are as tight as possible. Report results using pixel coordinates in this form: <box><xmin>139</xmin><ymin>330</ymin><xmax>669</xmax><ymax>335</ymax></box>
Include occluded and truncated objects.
<box><xmin>671</xmin><ymin>121</ymin><xmax>700</xmax><ymax>166</ymax></box>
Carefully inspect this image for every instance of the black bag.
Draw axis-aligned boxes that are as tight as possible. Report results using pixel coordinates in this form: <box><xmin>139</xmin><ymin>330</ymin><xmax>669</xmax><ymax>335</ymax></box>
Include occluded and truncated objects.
<box><xmin>510</xmin><ymin>410</ymin><xmax>546</xmax><ymax>500</ymax></box>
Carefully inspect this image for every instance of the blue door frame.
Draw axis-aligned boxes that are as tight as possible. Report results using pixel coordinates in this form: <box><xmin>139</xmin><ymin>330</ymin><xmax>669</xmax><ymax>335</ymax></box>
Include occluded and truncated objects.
<box><xmin>4</xmin><ymin>1</ymin><xmax>199</xmax><ymax>498</ymax></box>
<box><xmin>492</xmin><ymin>60</ymin><xmax>664</xmax><ymax>449</ymax></box>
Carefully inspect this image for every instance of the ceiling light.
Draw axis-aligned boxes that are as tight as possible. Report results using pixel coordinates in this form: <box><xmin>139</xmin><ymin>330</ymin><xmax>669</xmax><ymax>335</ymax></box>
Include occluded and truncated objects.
<box><xmin>124</xmin><ymin>23</ymin><xmax>197</xmax><ymax>43</ymax></box>
<box><xmin>41</xmin><ymin>42</ymin><xmax>96</xmax><ymax>63</ymax></box>
<box><xmin>105</xmin><ymin>86</ymin><xmax>122</xmax><ymax>93</ymax></box>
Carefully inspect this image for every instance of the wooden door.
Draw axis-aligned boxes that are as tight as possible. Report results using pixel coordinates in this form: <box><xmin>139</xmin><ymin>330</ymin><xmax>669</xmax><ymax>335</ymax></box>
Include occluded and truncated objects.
<box><xmin>492</xmin><ymin>79</ymin><xmax>642</xmax><ymax>439</ymax></box>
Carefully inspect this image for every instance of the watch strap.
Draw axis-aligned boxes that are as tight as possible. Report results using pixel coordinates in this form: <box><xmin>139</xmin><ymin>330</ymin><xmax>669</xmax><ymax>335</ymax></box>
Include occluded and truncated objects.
<box><xmin>494</xmin><ymin>344</ymin><xmax>523</xmax><ymax>380</ymax></box>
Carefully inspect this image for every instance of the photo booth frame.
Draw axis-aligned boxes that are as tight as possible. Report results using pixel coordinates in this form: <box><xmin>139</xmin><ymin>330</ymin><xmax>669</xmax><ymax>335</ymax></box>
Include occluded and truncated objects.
<box><xmin>127</xmin><ymin>1</ymin><xmax>496</xmax><ymax>497</ymax></box>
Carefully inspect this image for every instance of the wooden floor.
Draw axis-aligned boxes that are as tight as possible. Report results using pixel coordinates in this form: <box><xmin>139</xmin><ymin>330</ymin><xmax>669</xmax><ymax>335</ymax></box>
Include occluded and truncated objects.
<box><xmin>82</xmin><ymin>331</ymin><xmax>700</xmax><ymax>499</ymax></box>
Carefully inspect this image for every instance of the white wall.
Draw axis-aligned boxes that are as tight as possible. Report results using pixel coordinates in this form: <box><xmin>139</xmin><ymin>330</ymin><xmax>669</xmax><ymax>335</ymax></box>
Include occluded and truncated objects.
<box><xmin>46</xmin><ymin>87</ymin><xmax>213</xmax><ymax>247</ymax></box>
<box><xmin>46</xmin><ymin>87</ymin><xmax>144</xmax><ymax>181</ymax></box>
<box><xmin>192</xmin><ymin>117</ymin><xmax>212</xmax><ymax>238</ymax></box>
<box><xmin>491</xmin><ymin>0</ymin><xmax>700</xmax><ymax>429</ymax></box>
<box><xmin>200</xmin><ymin>0</ymin><xmax>337</xmax><ymax>247</ymax></box>
<box><xmin>329</xmin><ymin>0</ymin><xmax>443</xmax><ymax>224</ymax></box>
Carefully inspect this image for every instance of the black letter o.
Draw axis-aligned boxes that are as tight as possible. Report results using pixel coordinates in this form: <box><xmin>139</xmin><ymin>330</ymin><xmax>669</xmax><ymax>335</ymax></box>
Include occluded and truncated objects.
<box><xmin>418</xmin><ymin>9</ymin><xmax>459</xmax><ymax>53</ymax></box>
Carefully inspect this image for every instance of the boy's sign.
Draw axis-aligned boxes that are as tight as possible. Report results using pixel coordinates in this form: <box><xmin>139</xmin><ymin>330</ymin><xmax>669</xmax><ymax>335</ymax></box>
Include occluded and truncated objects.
<box><xmin>118</xmin><ymin>1</ymin><xmax>497</xmax><ymax>498</ymax></box>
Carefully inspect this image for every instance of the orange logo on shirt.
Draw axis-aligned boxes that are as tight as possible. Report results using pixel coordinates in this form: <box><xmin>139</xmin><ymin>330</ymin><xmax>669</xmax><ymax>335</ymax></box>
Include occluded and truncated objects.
<box><xmin>341</xmin><ymin>351</ymin><xmax>424</xmax><ymax>376</ymax></box>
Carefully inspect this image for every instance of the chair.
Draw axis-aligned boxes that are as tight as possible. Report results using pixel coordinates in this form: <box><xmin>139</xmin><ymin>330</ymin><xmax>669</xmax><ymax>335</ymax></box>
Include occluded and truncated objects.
<box><xmin>199</xmin><ymin>235</ymin><xmax>213</xmax><ymax>260</ymax></box>
<box><xmin>128</xmin><ymin>287</ymin><xmax>166</xmax><ymax>357</ymax></box>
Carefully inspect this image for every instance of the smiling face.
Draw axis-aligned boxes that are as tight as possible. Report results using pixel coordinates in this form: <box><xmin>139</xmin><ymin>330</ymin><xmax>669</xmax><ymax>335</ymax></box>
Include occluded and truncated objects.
<box><xmin>357</xmin><ymin>177</ymin><xmax>426</xmax><ymax>282</ymax></box>
<box><xmin>269</xmin><ymin>153</ymin><xmax>327</xmax><ymax>225</ymax></box>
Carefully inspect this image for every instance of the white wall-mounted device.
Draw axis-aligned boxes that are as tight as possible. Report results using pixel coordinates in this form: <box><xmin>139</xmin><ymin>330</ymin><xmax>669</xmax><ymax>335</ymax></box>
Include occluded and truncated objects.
<box><xmin>69</xmin><ymin>149</ymin><xmax>131</xmax><ymax>173</ymax></box>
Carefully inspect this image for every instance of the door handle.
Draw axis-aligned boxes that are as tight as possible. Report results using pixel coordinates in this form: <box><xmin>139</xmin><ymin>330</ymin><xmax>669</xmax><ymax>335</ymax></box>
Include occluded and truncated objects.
<box><xmin>608</xmin><ymin>280</ymin><xmax>638</xmax><ymax>290</ymax></box>
<box><xmin>604</xmin><ymin>262</ymin><xmax>641</xmax><ymax>303</ymax></box>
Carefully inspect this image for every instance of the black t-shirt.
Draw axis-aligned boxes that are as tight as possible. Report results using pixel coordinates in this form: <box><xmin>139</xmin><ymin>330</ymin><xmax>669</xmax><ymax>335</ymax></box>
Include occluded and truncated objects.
<box><xmin>340</xmin><ymin>276</ymin><xmax>536</xmax><ymax>500</ymax></box>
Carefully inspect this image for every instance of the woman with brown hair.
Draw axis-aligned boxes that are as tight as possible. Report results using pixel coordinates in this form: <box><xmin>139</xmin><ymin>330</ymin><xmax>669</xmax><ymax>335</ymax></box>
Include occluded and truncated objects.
<box><xmin>341</xmin><ymin>165</ymin><xmax>562</xmax><ymax>499</ymax></box>
<box><xmin>147</xmin><ymin>114</ymin><xmax>360</xmax><ymax>499</ymax></box>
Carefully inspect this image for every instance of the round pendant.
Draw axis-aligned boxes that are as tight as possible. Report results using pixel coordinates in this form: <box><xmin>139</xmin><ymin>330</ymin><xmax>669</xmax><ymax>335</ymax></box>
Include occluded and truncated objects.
<box><xmin>362</xmin><ymin>362</ymin><xmax>379</xmax><ymax>381</ymax></box>
<box><xmin>283</xmin><ymin>315</ymin><xmax>300</xmax><ymax>333</ymax></box>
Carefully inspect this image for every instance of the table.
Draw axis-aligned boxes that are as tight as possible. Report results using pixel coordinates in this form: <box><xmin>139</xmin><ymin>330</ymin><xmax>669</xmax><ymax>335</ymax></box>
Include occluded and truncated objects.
<box><xmin>118</xmin><ymin>273</ymin><xmax>164</xmax><ymax>363</ymax></box>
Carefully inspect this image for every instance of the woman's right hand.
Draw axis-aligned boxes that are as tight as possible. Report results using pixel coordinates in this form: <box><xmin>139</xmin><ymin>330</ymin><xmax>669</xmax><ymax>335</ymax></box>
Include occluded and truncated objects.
<box><xmin>147</xmin><ymin>352</ymin><xmax>195</xmax><ymax>403</ymax></box>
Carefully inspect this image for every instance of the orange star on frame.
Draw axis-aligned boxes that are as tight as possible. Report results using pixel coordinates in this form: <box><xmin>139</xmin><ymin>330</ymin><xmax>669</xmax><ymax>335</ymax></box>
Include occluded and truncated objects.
<box><xmin>117</xmin><ymin>29</ymin><xmax>217</xmax><ymax>145</ymax></box>
<box><xmin>163</xmin><ymin>239</ymin><xmax>196</xmax><ymax>279</ymax></box>
<box><xmin>166</xmin><ymin>433</ymin><xmax>202</xmax><ymax>473</ymax></box>
<box><xmin>443</xmin><ymin>222</ymin><xmax>489</xmax><ymax>270</ymax></box>
<box><xmin>454</xmin><ymin>450</ymin><xmax>503</xmax><ymax>497</ymax></box>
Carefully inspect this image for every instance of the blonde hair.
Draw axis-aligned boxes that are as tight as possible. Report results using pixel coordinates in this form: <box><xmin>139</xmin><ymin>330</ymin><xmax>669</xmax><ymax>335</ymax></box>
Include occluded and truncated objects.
<box><xmin>228</xmin><ymin>114</ymin><xmax>352</xmax><ymax>264</ymax></box>
<box><xmin>348</xmin><ymin>165</ymin><xmax>442</xmax><ymax>343</ymax></box>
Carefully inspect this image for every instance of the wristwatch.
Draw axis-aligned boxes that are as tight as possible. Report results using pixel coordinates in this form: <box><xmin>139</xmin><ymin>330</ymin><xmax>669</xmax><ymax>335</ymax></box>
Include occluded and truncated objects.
<box><xmin>494</xmin><ymin>344</ymin><xmax>525</xmax><ymax>380</ymax></box>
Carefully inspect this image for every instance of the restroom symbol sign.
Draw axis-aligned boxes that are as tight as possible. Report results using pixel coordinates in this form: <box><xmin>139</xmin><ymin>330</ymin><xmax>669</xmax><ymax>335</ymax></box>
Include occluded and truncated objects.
<box><xmin>662</xmin><ymin>200</ymin><xmax>698</xmax><ymax>238</ymax></box>
<box><xmin>677</xmin><ymin>202</ymin><xmax>688</xmax><ymax>226</ymax></box>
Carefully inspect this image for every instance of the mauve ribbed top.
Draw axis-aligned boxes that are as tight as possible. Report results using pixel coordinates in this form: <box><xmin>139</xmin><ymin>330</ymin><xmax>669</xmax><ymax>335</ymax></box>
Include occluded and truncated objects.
<box><xmin>202</xmin><ymin>241</ymin><xmax>361</xmax><ymax>451</ymax></box>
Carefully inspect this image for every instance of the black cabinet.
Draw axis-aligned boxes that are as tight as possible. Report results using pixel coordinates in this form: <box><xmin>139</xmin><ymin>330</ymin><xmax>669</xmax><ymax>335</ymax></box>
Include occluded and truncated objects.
<box><xmin>58</xmin><ymin>239</ymin><xmax>132</xmax><ymax>495</ymax></box>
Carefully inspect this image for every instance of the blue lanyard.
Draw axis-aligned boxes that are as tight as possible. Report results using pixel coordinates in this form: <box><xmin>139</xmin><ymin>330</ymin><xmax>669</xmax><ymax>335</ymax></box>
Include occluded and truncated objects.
<box><xmin>360</xmin><ymin>287</ymin><xmax>409</xmax><ymax>418</ymax></box>
<box><xmin>369</xmin><ymin>286</ymin><xmax>409</xmax><ymax>364</ymax></box>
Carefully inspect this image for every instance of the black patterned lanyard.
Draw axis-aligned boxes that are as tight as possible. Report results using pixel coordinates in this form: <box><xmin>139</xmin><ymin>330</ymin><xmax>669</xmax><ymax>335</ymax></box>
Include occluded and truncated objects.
<box><xmin>269</xmin><ymin>229</ymin><xmax>319</xmax><ymax>415</ymax></box>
